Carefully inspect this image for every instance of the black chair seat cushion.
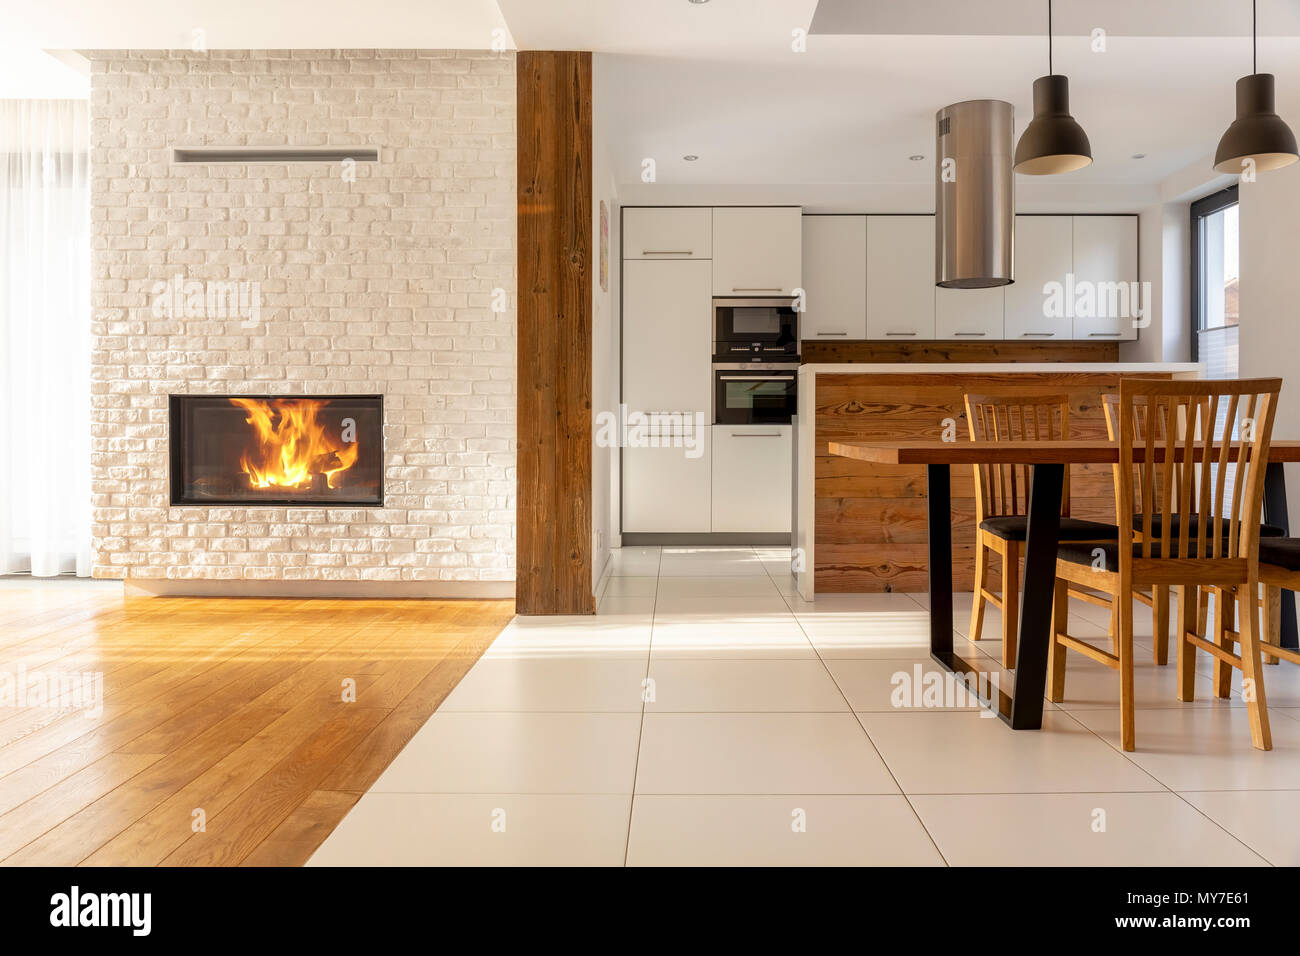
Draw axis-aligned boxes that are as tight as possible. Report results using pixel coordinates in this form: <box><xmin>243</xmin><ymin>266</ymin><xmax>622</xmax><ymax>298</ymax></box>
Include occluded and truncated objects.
<box><xmin>980</xmin><ymin>516</ymin><xmax>1118</xmax><ymax>542</ymax></box>
<box><xmin>1260</xmin><ymin>538</ymin><xmax>1300</xmax><ymax>572</ymax></box>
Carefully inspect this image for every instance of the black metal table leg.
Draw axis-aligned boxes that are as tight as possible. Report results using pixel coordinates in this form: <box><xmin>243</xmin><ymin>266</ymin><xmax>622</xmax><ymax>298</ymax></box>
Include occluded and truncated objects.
<box><xmin>926</xmin><ymin>464</ymin><xmax>953</xmax><ymax>657</ymax></box>
<box><xmin>1008</xmin><ymin>463</ymin><xmax>1064</xmax><ymax>729</ymax></box>
<box><xmin>926</xmin><ymin>461</ymin><xmax>1062</xmax><ymax>729</ymax></box>
<box><xmin>1263</xmin><ymin>461</ymin><xmax>1298</xmax><ymax>651</ymax></box>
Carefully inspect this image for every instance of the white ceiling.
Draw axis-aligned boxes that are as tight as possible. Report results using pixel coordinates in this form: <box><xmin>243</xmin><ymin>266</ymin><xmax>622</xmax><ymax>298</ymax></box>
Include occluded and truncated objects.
<box><xmin>810</xmin><ymin>0</ymin><xmax>1300</xmax><ymax>38</ymax></box>
<box><xmin>595</xmin><ymin>32</ymin><xmax>1300</xmax><ymax>201</ymax></box>
<box><xmin>3</xmin><ymin>0</ymin><xmax>1296</xmax><ymax>206</ymax></box>
<box><xmin>0</xmin><ymin>0</ymin><xmax>513</xmax><ymax>49</ymax></box>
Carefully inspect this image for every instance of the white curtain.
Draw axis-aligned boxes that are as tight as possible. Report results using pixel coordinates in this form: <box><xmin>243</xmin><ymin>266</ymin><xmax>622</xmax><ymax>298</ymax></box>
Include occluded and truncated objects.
<box><xmin>0</xmin><ymin>99</ymin><xmax>91</xmax><ymax>576</ymax></box>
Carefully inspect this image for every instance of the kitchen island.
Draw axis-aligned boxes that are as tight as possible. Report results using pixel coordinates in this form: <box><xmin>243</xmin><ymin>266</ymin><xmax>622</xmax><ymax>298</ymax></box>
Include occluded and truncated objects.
<box><xmin>791</xmin><ymin>362</ymin><xmax>1201</xmax><ymax>601</ymax></box>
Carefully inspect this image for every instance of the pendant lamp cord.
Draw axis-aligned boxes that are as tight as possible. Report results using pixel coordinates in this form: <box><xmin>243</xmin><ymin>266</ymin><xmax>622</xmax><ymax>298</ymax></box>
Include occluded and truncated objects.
<box><xmin>1253</xmin><ymin>0</ymin><xmax>1257</xmax><ymax>74</ymax></box>
<box><xmin>1048</xmin><ymin>0</ymin><xmax>1053</xmax><ymax>74</ymax></box>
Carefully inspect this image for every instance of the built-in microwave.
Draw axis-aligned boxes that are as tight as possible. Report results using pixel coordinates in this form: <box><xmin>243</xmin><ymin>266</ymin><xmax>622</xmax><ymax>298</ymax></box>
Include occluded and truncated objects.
<box><xmin>713</xmin><ymin>364</ymin><xmax>798</xmax><ymax>425</ymax></box>
<box><xmin>713</xmin><ymin>298</ymin><xmax>799</xmax><ymax>362</ymax></box>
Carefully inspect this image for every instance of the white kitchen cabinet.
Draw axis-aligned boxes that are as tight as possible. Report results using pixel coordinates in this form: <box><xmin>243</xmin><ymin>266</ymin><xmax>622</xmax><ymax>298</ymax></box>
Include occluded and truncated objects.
<box><xmin>712</xmin><ymin>207</ymin><xmax>803</xmax><ymax>297</ymax></box>
<box><xmin>622</xmin><ymin>258</ymin><xmax>712</xmax><ymax>413</ymax></box>
<box><xmin>623</xmin><ymin>207</ymin><xmax>713</xmax><ymax>260</ymax></box>
<box><xmin>1071</xmin><ymin>216</ymin><xmax>1139</xmax><ymax>341</ymax></box>
<box><xmin>866</xmin><ymin>215</ymin><xmax>936</xmax><ymax>339</ymax></box>
<box><xmin>936</xmin><ymin>286</ymin><xmax>1004</xmax><ymax>339</ymax></box>
<box><xmin>800</xmin><ymin>215</ymin><xmax>867</xmax><ymax>340</ymax></box>
<box><xmin>710</xmin><ymin>425</ymin><xmax>792</xmax><ymax>533</ymax></box>
<box><xmin>1005</xmin><ymin>215</ymin><xmax>1074</xmax><ymax>341</ymax></box>
<box><xmin>623</xmin><ymin>425</ymin><xmax>711</xmax><ymax>533</ymax></box>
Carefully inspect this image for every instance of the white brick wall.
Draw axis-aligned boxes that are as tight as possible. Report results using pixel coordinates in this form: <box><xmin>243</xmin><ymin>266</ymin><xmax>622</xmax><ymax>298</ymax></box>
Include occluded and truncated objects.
<box><xmin>88</xmin><ymin>50</ymin><xmax>517</xmax><ymax>586</ymax></box>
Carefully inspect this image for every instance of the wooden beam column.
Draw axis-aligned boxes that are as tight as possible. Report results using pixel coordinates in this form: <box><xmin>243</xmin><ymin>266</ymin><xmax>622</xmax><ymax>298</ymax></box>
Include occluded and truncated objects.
<box><xmin>516</xmin><ymin>51</ymin><xmax>595</xmax><ymax>615</ymax></box>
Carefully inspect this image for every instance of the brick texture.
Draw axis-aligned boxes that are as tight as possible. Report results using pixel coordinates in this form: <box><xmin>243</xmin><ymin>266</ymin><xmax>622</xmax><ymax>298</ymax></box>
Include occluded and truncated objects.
<box><xmin>88</xmin><ymin>50</ymin><xmax>517</xmax><ymax>584</ymax></box>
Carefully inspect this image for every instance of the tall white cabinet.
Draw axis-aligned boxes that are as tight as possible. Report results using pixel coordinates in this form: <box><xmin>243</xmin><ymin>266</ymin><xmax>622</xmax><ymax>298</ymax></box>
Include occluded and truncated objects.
<box><xmin>621</xmin><ymin>229</ymin><xmax>714</xmax><ymax>533</ymax></box>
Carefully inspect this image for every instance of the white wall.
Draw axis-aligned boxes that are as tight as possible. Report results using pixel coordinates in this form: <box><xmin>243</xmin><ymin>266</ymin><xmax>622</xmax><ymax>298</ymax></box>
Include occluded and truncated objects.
<box><xmin>89</xmin><ymin>50</ymin><xmax>517</xmax><ymax>593</ymax></box>
<box><xmin>1238</xmin><ymin>163</ymin><xmax>1300</xmax><ymax>527</ymax></box>
<box><xmin>1120</xmin><ymin>201</ymin><xmax>1191</xmax><ymax>364</ymax></box>
<box><xmin>591</xmin><ymin>54</ymin><xmax>620</xmax><ymax>590</ymax></box>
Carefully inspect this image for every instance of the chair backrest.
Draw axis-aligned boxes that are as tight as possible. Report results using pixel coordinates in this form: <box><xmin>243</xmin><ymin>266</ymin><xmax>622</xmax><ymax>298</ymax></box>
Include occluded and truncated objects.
<box><xmin>964</xmin><ymin>392</ymin><xmax>1072</xmax><ymax>522</ymax></box>
<box><xmin>1103</xmin><ymin>392</ymin><xmax>1179</xmax><ymax>518</ymax></box>
<box><xmin>1114</xmin><ymin>378</ymin><xmax>1281</xmax><ymax>575</ymax></box>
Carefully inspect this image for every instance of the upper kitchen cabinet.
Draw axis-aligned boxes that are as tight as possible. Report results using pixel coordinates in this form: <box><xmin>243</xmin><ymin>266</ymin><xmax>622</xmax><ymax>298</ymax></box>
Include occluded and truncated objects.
<box><xmin>1005</xmin><ymin>215</ymin><xmax>1074</xmax><ymax>340</ymax></box>
<box><xmin>623</xmin><ymin>207</ymin><xmax>713</xmax><ymax>260</ymax></box>
<box><xmin>936</xmin><ymin>286</ymin><xmax>1004</xmax><ymax>339</ymax></box>
<box><xmin>800</xmin><ymin>215</ymin><xmax>867</xmax><ymax>340</ymax></box>
<box><xmin>866</xmin><ymin>215</ymin><xmax>935</xmax><ymax>339</ymax></box>
<box><xmin>712</xmin><ymin>207</ymin><xmax>802</xmax><ymax>296</ymax></box>
<box><xmin>623</xmin><ymin>258</ymin><xmax>713</xmax><ymax>413</ymax></box>
<box><xmin>1071</xmin><ymin>215</ymin><xmax>1139</xmax><ymax>341</ymax></box>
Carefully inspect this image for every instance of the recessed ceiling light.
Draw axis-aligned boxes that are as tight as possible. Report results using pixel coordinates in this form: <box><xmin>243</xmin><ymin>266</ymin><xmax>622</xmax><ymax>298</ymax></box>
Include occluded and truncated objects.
<box><xmin>1131</xmin><ymin>153</ymin><xmax>1146</xmax><ymax>159</ymax></box>
<box><xmin>688</xmin><ymin>0</ymin><xmax>711</xmax><ymax>4</ymax></box>
<box><xmin>909</xmin><ymin>154</ymin><xmax>925</xmax><ymax>161</ymax></box>
<box><xmin>683</xmin><ymin>154</ymin><xmax>699</xmax><ymax>161</ymax></box>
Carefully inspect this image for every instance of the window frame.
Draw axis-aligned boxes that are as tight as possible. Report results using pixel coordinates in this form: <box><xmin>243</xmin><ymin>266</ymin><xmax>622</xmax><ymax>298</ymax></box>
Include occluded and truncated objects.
<box><xmin>1190</xmin><ymin>184</ymin><xmax>1239</xmax><ymax>363</ymax></box>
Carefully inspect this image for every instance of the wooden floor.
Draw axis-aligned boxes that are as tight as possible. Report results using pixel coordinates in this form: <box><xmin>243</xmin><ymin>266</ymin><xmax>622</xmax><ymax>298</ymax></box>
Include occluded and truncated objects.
<box><xmin>0</xmin><ymin>579</ymin><xmax>514</xmax><ymax>866</ymax></box>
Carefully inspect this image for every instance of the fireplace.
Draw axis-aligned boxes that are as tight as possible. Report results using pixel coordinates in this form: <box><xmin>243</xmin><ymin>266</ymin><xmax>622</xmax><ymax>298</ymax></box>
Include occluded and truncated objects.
<box><xmin>169</xmin><ymin>395</ymin><xmax>384</xmax><ymax>506</ymax></box>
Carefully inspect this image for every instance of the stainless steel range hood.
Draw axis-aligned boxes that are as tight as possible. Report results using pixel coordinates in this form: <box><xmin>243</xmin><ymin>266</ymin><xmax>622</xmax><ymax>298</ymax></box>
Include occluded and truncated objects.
<box><xmin>935</xmin><ymin>99</ymin><xmax>1015</xmax><ymax>289</ymax></box>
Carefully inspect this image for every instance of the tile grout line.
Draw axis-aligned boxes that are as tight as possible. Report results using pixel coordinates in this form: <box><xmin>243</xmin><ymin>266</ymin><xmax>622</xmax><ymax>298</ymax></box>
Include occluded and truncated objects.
<box><xmin>621</xmin><ymin>545</ymin><xmax>662</xmax><ymax>867</ymax></box>
<box><xmin>963</xmin><ymin>585</ymin><xmax>1271</xmax><ymax>863</ymax></box>
<box><xmin>764</xmin><ymin>553</ymin><xmax>952</xmax><ymax>866</ymax></box>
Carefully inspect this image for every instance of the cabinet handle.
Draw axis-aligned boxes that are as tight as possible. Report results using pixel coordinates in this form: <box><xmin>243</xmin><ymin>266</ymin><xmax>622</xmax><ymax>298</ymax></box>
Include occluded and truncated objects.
<box><xmin>731</xmin><ymin>433</ymin><xmax>783</xmax><ymax>437</ymax></box>
<box><xmin>732</xmin><ymin>287</ymin><xmax>783</xmax><ymax>292</ymax></box>
<box><xmin>718</xmin><ymin>375</ymin><xmax>796</xmax><ymax>381</ymax></box>
<box><xmin>1020</xmin><ymin>332</ymin><xmax>1056</xmax><ymax>337</ymax></box>
<box><xmin>1088</xmin><ymin>332</ymin><xmax>1122</xmax><ymax>337</ymax></box>
<box><xmin>954</xmin><ymin>332</ymin><xmax>986</xmax><ymax>337</ymax></box>
<box><xmin>885</xmin><ymin>331</ymin><xmax>918</xmax><ymax>337</ymax></box>
<box><xmin>642</xmin><ymin>250</ymin><xmax>693</xmax><ymax>255</ymax></box>
<box><xmin>815</xmin><ymin>331</ymin><xmax>848</xmax><ymax>336</ymax></box>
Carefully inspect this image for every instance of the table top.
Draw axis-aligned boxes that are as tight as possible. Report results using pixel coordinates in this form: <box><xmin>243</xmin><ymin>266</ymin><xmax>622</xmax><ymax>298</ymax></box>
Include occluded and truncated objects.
<box><xmin>828</xmin><ymin>439</ymin><xmax>1300</xmax><ymax>466</ymax></box>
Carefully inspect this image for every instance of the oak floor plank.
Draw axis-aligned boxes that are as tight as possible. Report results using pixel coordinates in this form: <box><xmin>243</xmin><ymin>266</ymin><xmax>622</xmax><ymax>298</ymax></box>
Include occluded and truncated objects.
<box><xmin>161</xmin><ymin>709</ymin><xmax>388</xmax><ymax>866</ymax></box>
<box><xmin>239</xmin><ymin>789</ymin><xmax>361</xmax><ymax>867</ymax></box>
<box><xmin>0</xmin><ymin>586</ymin><xmax>514</xmax><ymax>866</ymax></box>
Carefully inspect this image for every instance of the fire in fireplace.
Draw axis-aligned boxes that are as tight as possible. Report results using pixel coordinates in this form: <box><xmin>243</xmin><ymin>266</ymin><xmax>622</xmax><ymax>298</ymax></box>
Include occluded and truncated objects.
<box><xmin>169</xmin><ymin>395</ymin><xmax>383</xmax><ymax>506</ymax></box>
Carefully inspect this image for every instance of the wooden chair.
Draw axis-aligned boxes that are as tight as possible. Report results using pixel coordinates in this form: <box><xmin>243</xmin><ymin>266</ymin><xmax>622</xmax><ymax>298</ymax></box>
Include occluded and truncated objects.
<box><xmin>1050</xmin><ymin>378</ymin><xmax>1281</xmax><ymax>751</ymax></box>
<box><xmin>965</xmin><ymin>393</ymin><xmax>1118</xmax><ymax>669</ymax></box>
<box><xmin>1105</xmin><ymin>394</ymin><xmax>1287</xmax><ymax>668</ymax></box>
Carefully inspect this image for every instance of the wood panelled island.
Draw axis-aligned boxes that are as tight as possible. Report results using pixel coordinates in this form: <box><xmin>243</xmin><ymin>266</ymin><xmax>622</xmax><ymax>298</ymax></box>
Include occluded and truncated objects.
<box><xmin>792</xmin><ymin>363</ymin><xmax>1201</xmax><ymax>600</ymax></box>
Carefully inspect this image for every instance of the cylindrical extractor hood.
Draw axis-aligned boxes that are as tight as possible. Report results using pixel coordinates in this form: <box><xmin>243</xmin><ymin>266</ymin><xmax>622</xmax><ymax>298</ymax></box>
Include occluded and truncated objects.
<box><xmin>935</xmin><ymin>99</ymin><xmax>1015</xmax><ymax>289</ymax></box>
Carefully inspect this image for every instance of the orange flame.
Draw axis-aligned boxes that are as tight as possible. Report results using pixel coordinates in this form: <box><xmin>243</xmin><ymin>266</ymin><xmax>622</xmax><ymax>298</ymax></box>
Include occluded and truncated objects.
<box><xmin>229</xmin><ymin>398</ymin><xmax>359</xmax><ymax>491</ymax></box>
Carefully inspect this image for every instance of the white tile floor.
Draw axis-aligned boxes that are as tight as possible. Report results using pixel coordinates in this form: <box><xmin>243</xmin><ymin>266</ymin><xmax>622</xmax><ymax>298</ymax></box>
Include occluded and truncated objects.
<box><xmin>309</xmin><ymin>546</ymin><xmax>1300</xmax><ymax>867</ymax></box>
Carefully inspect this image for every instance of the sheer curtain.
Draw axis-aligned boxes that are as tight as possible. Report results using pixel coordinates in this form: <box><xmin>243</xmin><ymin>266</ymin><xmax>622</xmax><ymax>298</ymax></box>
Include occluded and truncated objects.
<box><xmin>0</xmin><ymin>99</ymin><xmax>91</xmax><ymax>576</ymax></box>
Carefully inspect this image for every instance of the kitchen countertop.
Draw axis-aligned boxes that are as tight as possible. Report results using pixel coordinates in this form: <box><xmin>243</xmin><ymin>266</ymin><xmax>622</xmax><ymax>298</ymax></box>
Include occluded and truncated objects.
<box><xmin>798</xmin><ymin>362</ymin><xmax>1203</xmax><ymax>376</ymax></box>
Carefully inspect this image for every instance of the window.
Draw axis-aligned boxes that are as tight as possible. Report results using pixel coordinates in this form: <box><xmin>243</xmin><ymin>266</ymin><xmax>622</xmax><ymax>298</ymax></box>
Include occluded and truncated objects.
<box><xmin>1191</xmin><ymin>186</ymin><xmax>1239</xmax><ymax>378</ymax></box>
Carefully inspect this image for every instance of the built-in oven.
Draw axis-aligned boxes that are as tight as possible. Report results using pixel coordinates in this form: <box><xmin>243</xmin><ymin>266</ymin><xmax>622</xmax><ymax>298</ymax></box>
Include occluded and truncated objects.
<box><xmin>713</xmin><ymin>364</ymin><xmax>799</xmax><ymax>425</ymax></box>
<box><xmin>713</xmin><ymin>298</ymin><xmax>799</xmax><ymax>362</ymax></box>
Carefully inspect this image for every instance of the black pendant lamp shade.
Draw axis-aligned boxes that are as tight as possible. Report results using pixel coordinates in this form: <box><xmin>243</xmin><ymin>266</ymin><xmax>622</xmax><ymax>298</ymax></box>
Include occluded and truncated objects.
<box><xmin>1013</xmin><ymin>0</ymin><xmax>1092</xmax><ymax>176</ymax></box>
<box><xmin>1213</xmin><ymin>73</ymin><xmax>1298</xmax><ymax>174</ymax></box>
<box><xmin>1014</xmin><ymin>74</ymin><xmax>1093</xmax><ymax>175</ymax></box>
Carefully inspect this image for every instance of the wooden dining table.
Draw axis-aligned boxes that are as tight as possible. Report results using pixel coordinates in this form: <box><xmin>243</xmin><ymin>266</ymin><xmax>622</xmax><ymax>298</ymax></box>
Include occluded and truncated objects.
<box><xmin>828</xmin><ymin>438</ymin><xmax>1300</xmax><ymax>730</ymax></box>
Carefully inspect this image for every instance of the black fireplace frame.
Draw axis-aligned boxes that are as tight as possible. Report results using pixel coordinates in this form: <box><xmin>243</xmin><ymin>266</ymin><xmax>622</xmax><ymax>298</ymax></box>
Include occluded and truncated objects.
<box><xmin>168</xmin><ymin>393</ymin><xmax>385</xmax><ymax>507</ymax></box>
